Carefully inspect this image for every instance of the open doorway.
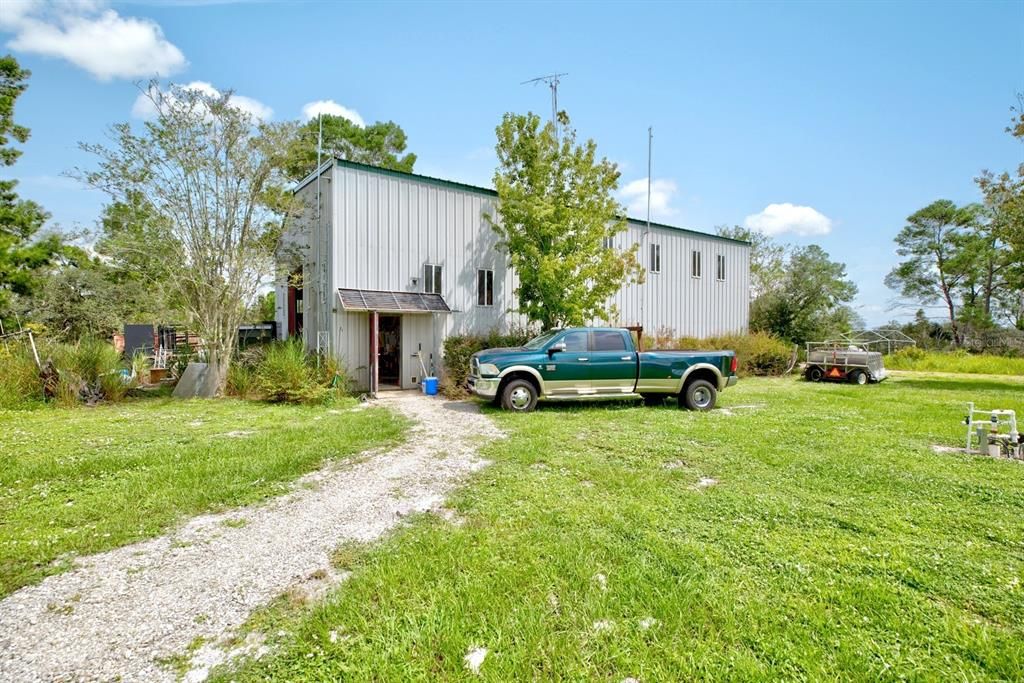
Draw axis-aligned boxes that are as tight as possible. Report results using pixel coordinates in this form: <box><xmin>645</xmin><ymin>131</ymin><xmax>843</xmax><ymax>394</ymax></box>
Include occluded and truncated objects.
<box><xmin>378</xmin><ymin>315</ymin><xmax>401</xmax><ymax>388</ymax></box>
<box><xmin>287</xmin><ymin>268</ymin><xmax>303</xmax><ymax>337</ymax></box>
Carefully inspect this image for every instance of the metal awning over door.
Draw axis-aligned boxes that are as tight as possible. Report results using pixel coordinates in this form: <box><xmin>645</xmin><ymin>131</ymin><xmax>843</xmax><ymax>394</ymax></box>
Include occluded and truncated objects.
<box><xmin>337</xmin><ymin>288</ymin><xmax>451</xmax><ymax>314</ymax></box>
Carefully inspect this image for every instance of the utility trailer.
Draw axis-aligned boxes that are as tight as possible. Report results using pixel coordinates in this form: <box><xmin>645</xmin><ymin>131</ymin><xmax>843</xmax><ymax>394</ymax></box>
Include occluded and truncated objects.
<box><xmin>804</xmin><ymin>342</ymin><xmax>887</xmax><ymax>384</ymax></box>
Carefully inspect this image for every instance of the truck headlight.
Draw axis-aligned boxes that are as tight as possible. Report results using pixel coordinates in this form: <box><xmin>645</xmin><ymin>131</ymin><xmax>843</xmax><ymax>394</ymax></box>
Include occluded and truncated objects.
<box><xmin>478</xmin><ymin>363</ymin><xmax>500</xmax><ymax>377</ymax></box>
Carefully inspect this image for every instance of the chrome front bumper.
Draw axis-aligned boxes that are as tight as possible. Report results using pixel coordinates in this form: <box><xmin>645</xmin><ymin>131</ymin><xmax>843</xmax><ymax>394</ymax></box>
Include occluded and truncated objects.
<box><xmin>468</xmin><ymin>375</ymin><xmax>499</xmax><ymax>399</ymax></box>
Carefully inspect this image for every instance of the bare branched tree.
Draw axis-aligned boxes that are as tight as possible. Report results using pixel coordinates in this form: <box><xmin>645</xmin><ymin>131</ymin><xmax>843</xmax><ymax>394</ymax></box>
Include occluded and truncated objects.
<box><xmin>74</xmin><ymin>82</ymin><xmax>297</xmax><ymax>393</ymax></box>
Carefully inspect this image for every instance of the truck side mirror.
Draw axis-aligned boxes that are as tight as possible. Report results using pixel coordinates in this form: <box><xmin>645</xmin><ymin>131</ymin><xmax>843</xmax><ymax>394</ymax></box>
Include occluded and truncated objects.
<box><xmin>548</xmin><ymin>341</ymin><xmax>566</xmax><ymax>355</ymax></box>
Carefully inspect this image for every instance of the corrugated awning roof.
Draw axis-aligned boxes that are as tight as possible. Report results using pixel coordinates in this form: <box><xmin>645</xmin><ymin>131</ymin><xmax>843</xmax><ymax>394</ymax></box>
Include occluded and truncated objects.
<box><xmin>337</xmin><ymin>288</ymin><xmax>451</xmax><ymax>313</ymax></box>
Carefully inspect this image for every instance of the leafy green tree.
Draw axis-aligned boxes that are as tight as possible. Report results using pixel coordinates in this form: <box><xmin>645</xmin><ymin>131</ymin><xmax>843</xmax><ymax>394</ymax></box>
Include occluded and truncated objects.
<box><xmin>487</xmin><ymin>111</ymin><xmax>643</xmax><ymax>330</ymax></box>
<box><xmin>884</xmin><ymin>200</ymin><xmax>982</xmax><ymax>345</ymax></box>
<box><xmin>976</xmin><ymin>94</ymin><xmax>1024</xmax><ymax>329</ymax></box>
<box><xmin>284</xmin><ymin>115</ymin><xmax>416</xmax><ymax>181</ymax></box>
<box><xmin>953</xmin><ymin>214</ymin><xmax>1008</xmax><ymax>330</ymax></box>
<box><xmin>30</xmin><ymin>259</ymin><xmax>121</xmax><ymax>340</ymax></box>
<box><xmin>248</xmin><ymin>290</ymin><xmax>275</xmax><ymax>322</ymax></box>
<box><xmin>750</xmin><ymin>244</ymin><xmax>858</xmax><ymax>345</ymax></box>
<box><xmin>76</xmin><ymin>82</ymin><xmax>296</xmax><ymax>394</ymax></box>
<box><xmin>93</xmin><ymin>192</ymin><xmax>179</xmax><ymax>322</ymax></box>
<box><xmin>715</xmin><ymin>225</ymin><xmax>785</xmax><ymax>298</ymax></box>
<box><xmin>899</xmin><ymin>308</ymin><xmax>952</xmax><ymax>349</ymax></box>
<box><xmin>0</xmin><ymin>54</ymin><xmax>61</xmax><ymax>328</ymax></box>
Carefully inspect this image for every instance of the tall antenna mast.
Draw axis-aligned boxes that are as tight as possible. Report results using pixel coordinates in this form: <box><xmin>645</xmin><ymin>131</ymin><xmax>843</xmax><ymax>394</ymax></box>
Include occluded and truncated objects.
<box><xmin>315</xmin><ymin>112</ymin><xmax>326</xmax><ymax>355</ymax></box>
<box><xmin>521</xmin><ymin>72</ymin><xmax>568</xmax><ymax>138</ymax></box>
<box><xmin>646</xmin><ymin>126</ymin><xmax>653</xmax><ymax>235</ymax></box>
<box><xmin>641</xmin><ymin>126</ymin><xmax>653</xmax><ymax>328</ymax></box>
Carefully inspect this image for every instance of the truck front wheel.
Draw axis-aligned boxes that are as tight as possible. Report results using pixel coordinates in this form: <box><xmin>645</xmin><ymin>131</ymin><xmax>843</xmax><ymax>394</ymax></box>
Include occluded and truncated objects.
<box><xmin>501</xmin><ymin>378</ymin><xmax>538</xmax><ymax>412</ymax></box>
<box><xmin>681</xmin><ymin>379</ymin><xmax>717</xmax><ymax>411</ymax></box>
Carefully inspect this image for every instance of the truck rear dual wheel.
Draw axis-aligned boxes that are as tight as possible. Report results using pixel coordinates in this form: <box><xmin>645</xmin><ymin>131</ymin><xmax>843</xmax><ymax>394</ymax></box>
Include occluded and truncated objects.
<box><xmin>681</xmin><ymin>379</ymin><xmax>717</xmax><ymax>411</ymax></box>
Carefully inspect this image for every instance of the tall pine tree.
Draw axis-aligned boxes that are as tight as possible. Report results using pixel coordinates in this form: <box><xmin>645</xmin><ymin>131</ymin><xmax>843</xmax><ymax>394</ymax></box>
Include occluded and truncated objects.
<box><xmin>0</xmin><ymin>54</ymin><xmax>60</xmax><ymax>329</ymax></box>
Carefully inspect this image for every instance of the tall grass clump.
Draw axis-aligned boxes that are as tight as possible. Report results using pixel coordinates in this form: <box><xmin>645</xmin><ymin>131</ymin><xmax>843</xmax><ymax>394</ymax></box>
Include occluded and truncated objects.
<box><xmin>225</xmin><ymin>345</ymin><xmax>264</xmax><ymax>399</ymax></box>
<box><xmin>50</xmin><ymin>337</ymin><xmax>133</xmax><ymax>404</ymax></box>
<box><xmin>0</xmin><ymin>340</ymin><xmax>43</xmax><ymax>408</ymax></box>
<box><xmin>886</xmin><ymin>347</ymin><xmax>1024</xmax><ymax>376</ymax></box>
<box><xmin>227</xmin><ymin>363</ymin><xmax>259</xmax><ymax>399</ymax></box>
<box><xmin>254</xmin><ymin>338</ymin><xmax>347</xmax><ymax>403</ymax></box>
<box><xmin>1</xmin><ymin>337</ymin><xmax>135</xmax><ymax>408</ymax></box>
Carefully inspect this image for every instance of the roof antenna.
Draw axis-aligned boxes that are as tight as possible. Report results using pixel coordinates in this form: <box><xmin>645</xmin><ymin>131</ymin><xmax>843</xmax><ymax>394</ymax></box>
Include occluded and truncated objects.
<box><xmin>647</xmin><ymin>126</ymin><xmax>653</xmax><ymax>236</ymax></box>
<box><xmin>640</xmin><ymin>126</ymin><xmax>653</xmax><ymax>328</ymax></box>
<box><xmin>521</xmin><ymin>73</ymin><xmax>568</xmax><ymax>139</ymax></box>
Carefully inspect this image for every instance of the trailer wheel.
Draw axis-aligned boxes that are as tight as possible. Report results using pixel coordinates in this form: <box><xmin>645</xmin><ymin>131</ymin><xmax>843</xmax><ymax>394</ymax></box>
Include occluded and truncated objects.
<box><xmin>681</xmin><ymin>379</ymin><xmax>717</xmax><ymax>411</ymax></box>
<box><xmin>805</xmin><ymin>366</ymin><xmax>824</xmax><ymax>382</ymax></box>
<box><xmin>848</xmin><ymin>370</ymin><xmax>868</xmax><ymax>385</ymax></box>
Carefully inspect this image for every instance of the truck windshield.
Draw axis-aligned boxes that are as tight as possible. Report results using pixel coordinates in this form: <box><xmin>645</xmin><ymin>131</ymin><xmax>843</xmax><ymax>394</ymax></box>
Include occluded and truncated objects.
<box><xmin>523</xmin><ymin>330</ymin><xmax>560</xmax><ymax>350</ymax></box>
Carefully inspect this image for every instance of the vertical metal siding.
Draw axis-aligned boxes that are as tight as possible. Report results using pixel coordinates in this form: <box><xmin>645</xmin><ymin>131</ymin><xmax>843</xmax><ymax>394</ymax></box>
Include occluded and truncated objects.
<box><xmin>311</xmin><ymin>164</ymin><xmax>750</xmax><ymax>389</ymax></box>
<box><xmin>611</xmin><ymin>221</ymin><xmax>749</xmax><ymax>337</ymax></box>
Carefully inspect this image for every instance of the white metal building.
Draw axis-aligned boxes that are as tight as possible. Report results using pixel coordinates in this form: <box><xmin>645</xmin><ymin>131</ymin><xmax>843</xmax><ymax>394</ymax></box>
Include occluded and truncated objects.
<box><xmin>276</xmin><ymin>158</ymin><xmax>750</xmax><ymax>392</ymax></box>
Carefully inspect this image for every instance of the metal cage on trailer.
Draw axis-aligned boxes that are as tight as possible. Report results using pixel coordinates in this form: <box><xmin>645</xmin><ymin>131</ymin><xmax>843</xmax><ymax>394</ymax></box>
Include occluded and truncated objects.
<box><xmin>832</xmin><ymin>328</ymin><xmax>916</xmax><ymax>355</ymax></box>
<box><xmin>804</xmin><ymin>343</ymin><xmax>886</xmax><ymax>384</ymax></box>
<box><xmin>803</xmin><ymin>329</ymin><xmax>915</xmax><ymax>385</ymax></box>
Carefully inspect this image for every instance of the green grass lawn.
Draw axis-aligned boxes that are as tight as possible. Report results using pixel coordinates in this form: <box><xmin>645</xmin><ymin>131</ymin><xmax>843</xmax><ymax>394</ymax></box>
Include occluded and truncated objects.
<box><xmin>885</xmin><ymin>350</ymin><xmax>1024</xmax><ymax>375</ymax></box>
<box><xmin>214</xmin><ymin>375</ymin><xmax>1024</xmax><ymax>682</ymax></box>
<box><xmin>0</xmin><ymin>396</ymin><xmax>406</xmax><ymax>597</ymax></box>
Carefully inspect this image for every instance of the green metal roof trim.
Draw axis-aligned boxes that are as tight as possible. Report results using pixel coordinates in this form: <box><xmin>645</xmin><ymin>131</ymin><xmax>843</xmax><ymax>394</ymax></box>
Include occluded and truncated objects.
<box><xmin>622</xmin><ymin>218</ymin><xmax>751</xmax><ymax>245</ymax></box>
<box><xmin>334</xmin><ymin>158</ymin><xmax>498</xmax><ymax>197</ymax></box>
<box><xmin>328</xmin><ymin>158</ymin><xmax>750</xmax><ymax>246</ymax></box>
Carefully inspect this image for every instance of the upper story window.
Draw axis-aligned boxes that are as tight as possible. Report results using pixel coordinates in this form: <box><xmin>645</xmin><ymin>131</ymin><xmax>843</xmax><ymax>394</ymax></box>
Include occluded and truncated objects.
<box><xmin>593</xmin><ymin>330</ymin><xmax>627</xmax><ymax>351</ymax></box>
<box><xmin>602</xmin><ymin>236</ymin><xmax>615</xmax><ymax>250</ymax></box>
<box><xmin>716</xmin><ymin>254</ymin><xmax>726</xmax><ymax>281</ymax></box>
<box><xmin>423</xmin><ymin>264</ymin><xmax>442</xmax><ymax>295</ymax></box>
<box><xmin>691</xmin><ymin>250</ymin><xmax>702</xmax><ymax>278</ymax></box>
<box><xmin>649</xmin><ymin>243</ymin><xmax>661</xmax><ymax>274</ymax></box>
<box><xmin>477</xmin><ymin>269</ymin><xmax>494</xmax><ymax>306</ymax></box>
<box><xmin>562</xmin><ymin>331</ymin><xmax>589</xmax><ymax>352</ymax></box>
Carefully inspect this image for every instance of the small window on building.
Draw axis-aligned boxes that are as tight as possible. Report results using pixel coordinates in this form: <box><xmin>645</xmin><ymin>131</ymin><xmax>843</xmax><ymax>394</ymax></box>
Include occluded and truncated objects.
<box><xmin>562</xmin><ymin>331</ymin><xmax>589</xmax><ymax>352</ymax></box>
<box><xmin>691</xmin><ymin>250</ymin><xmax>702</xmax><ymax>278</ymax></box>
<box><xmin>477</xmin><ymin>269</ymin><xmax>494</xmax><ymax>306</ymax></box>
<box><xmin>649</xmin><ymin>243</ymin><xmax>661</xmax><ymax>274</ymax></box>
<box><xmin>423</xmin><ymin>264</ymin><xmax>442</xmax><ymax>295</ymax></box>
<box><xmin>593</xmin><ymin>330</ymin><xmax>627</xmax><ymax>351</ymax></box>
<box><xmin>716</xmin><ymin>254</ymin><xmax>726</xmax><ymax>281</ymax></box>
<box><xmin>602</xmin><ymin>236</ymin><xmax>614</xmax><ymax>250</ymax></box>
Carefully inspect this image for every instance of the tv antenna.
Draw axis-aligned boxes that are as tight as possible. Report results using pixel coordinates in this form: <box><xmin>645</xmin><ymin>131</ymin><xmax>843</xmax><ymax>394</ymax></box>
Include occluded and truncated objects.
<box><xmin>521</xmin><ymin>72</ymin><xmax>568</xmax><ymax>137</ymax></box>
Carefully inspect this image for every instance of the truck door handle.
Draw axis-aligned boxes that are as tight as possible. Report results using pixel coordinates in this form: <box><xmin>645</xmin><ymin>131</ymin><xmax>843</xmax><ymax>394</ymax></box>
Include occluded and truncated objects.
<box><xmin>577</xmin><ymin>357</ymin><xmax>589</xmax><ymax>362</ymax></box>
<box><xmin>620</xmin><ymin>356</ymin><xmax>632</xmax><ymax>361</ymax></box>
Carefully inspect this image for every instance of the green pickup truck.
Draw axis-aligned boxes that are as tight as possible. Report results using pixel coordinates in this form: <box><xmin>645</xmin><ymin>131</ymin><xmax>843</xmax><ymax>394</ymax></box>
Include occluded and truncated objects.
<box><xmin>468</xmin><ymin>327</ymin><xmax>738</xmax><ymax>412</ymax></box>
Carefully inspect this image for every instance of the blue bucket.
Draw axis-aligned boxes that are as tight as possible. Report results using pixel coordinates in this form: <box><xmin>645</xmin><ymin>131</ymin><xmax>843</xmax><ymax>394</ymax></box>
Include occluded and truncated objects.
<box><xmin>422</xmin><ymin>376</ymin><xmax>439</xmax><ymax>396</ymax></box>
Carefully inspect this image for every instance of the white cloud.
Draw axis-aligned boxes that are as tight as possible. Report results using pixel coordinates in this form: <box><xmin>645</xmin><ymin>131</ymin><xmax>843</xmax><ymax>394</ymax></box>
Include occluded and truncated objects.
<box><xmin>618</xmin><ymin>177</ymin><xmax>679</xmax><ymax>220</ymax></box>
<box><xmin>1</xmin><ymin>1</ymin><xmax>186</xmax><ymax>81</ymax></box>
<box><xmin>743</xmin><ymin>202</ymin><xmax>833</xmax><ymax>237</ymax></box>
<box><xmin>301</xmin><ymin>100</ymin><xmax>365</xmax><ymax>127</ymax></box>
<box><xmin>131</xmin><ymin>81</ymin><xmax>273</xmax><ymax>120</ymax></box>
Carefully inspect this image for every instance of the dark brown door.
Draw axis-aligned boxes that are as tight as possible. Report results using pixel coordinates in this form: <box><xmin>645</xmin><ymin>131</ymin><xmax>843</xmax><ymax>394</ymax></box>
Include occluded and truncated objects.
<box><xmin>378</xmin><ymin>315</ymin><xmax>401</xmax><ymax>386</ymax></box>
<box><xmin>287</xmin><ymin>268</ymin><xmax>303</xmax><ymax>337</ymax></box>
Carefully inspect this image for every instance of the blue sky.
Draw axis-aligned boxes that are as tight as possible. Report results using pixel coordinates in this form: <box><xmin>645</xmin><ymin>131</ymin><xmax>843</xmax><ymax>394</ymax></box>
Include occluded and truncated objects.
<box><xmin>2</xmin><ymin>0</ymin><xmax>1022</xmax><ymax>326</ymax></box>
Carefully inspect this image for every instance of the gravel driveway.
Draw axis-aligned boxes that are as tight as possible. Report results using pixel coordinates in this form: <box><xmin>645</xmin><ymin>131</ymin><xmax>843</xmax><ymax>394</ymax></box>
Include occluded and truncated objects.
<box><xmin>0</xmin><ymin>393</ymin><xmax>502</xmax><ymax>682</ymax></box>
